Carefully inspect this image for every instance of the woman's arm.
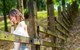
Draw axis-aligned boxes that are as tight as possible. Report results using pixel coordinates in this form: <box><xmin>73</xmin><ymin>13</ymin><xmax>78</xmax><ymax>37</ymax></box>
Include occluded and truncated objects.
<box><xmin>11</xmin><ymin>21</ymin><xmax>15</xmax><ymax>33</ymax></box>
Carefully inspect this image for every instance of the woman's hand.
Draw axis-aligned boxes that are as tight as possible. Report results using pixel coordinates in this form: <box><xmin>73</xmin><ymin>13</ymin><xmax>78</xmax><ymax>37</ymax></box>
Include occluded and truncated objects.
<box><xmin>10</xmin><ymin>21</ymin><xmax>14</xmax><ymax>26</ymax></box>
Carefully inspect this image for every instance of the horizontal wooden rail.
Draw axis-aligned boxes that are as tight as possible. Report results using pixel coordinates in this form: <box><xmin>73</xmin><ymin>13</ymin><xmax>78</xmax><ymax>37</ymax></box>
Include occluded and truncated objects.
<box><xmin>65</xmin><ymin>11</ymin><xmax>72</xmax><ymax>22</ymax></box>
<box><xmin>56</xmin><ymin>19</ymin><xmax>69</xmax><ymax>32</ymax></box>
<box><xmin>66</xmin><ymin>11</ymin><xmax>72</xmax><ymax>24</ymax></box>
<box><xmin>0</xmin><ymin>30</ymin><xmax>60</xmax><ymax>48</ymax></box>
<box><xmin>61</xmin><ymin>12</ymin><xmax>71</xmax><ymax>25</ymax></box>
<box><xmin>0</xmin><ymin>32</ymin><xmax>29</xmax><ymax>43</ymax></box>
<box><xmin>41</xmin><ymin>41</ymin><xmax>60</xmax><ymax>47</ymax></box>
<box><xmin>33</xmin><ymin>39</ymin><xmax>60</xmax><ymax>47</ymax></box>
<box><xmin>63</xmin><ymin>19</ymin><xmax>70</xmax><ymax>28</ymax></box>
<box><xmin>40</xmin><ymin>26</ymin><xmax>66</xmax><ymax>40</ymax></box>
<box><xmin>56</xmin><ymin>26</ymin><xmax>70</xmax><ymax>37</ymax></box>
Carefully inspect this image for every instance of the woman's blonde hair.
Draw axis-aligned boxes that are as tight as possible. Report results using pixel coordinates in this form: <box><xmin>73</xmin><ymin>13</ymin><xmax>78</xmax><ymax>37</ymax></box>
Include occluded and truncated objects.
<box><xmin>8</xmin><ymin>9</ymin><xmax>24</xmax><ymax>21</ymax></box>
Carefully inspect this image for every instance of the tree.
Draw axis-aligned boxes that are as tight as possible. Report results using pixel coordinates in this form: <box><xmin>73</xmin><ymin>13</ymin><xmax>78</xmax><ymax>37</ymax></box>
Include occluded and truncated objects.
<box><xmin>0</xmin><ymin>0</ymin><xmax>17</xmax><ymax>15</ymax></box>
<box><xmin>28</xmin><ymin>0</ymin><xmax>38</xmax><ymax>50</ymax></box>
<box><xmin>23</xmin><ymin>0</ymin><xmax>29</xmax><ymax>19</ymax></box>
<box><xmin>2</xmin><ymin>0</ymin><xmax>8</xmax><ymax>32</ymax></box>
<box><xmin>36</xmin><ymin>0</ymin><xmax>46</xmax><ymax>11</ymax></box>
<box><xmin>47</xmin><ymin>0</ymin><xmax>56</xmax><ymax>50</ymax></box>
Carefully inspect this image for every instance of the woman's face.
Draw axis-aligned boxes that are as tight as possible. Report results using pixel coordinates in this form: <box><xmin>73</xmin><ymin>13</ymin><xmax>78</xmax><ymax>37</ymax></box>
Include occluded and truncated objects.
<box><xmin>9</xmin><ymin>16</ymin><xmax>17</xmax><ymax>25</ymax></box>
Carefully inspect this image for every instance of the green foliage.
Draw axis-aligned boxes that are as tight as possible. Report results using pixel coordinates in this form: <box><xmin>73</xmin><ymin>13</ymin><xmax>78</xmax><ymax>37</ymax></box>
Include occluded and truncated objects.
<box><xmin>0</xmin><ymin>0</ymin><xmax>3</xmax><ymax>15</ymax></box>
<box><xmin>78</xmin><ymin>48</ymin><xmax>80</xmax><ymax>50</ymax></box>
<box><xmin>36</xmin><ymin>0</ymin><xmax>46</xmax><ymax>11</ymax></box>
<box><xmin>0</xmin><ymin>0</ymin><xmax>17</xmax><ymax>15</ymax></box>
<box><xmin>77</xmin><ymin>0</ymin><xmax>80</xmax><ymax>4</ymax></box>
<box><xmin>5</xmin><ymin>0</ymin><xmax>17</xmax><ymax>14</ymax></box>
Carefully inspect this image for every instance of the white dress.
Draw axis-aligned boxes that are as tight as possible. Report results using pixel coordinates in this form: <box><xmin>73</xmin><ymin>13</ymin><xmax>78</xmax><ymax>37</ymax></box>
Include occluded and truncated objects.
<box><xmin>13</xmin><ymin>21</ymin><xmax>29</xmax><ymax>37</ymax></box>
<box><xmin>12</xmin><ymin>21</ymin><xmax>29</xmax><ymax>50</ymax></box>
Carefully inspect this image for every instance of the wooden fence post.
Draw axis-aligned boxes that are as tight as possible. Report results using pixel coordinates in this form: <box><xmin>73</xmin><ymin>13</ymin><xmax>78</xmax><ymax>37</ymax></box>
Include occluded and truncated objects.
<box><xmin>28</xmin><ymin>0</ymin><xmax>40</xmax><ymax>50</ymax></box>
<box><xmin>47</xmin><ymin>0</ymin><xmax>56</xmax><ymax>50</ymax></box>
<box><xmin>57</xmin><ymin>6</ymin><xmax>62</xmax><ymax>50</ymax></box>
<box><xmin>2</xmin><ymin>0</ymin><xmax>8</xmax><ymax>32</ymax></box>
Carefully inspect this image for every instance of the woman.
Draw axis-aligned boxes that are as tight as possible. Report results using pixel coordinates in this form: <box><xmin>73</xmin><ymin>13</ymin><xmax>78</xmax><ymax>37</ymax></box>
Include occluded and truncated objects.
<box><xmin>8</xmin><ymin>9</ymin><xmax>29</xmax><ymax>50</ymax></box>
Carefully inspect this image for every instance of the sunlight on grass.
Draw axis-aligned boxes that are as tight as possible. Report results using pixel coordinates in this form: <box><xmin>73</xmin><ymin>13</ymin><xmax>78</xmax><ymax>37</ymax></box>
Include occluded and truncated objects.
<box><xmin>37</xmin><ymin>11</ymin><xmax>47</xmax><ymax>19</ymax></box>
<box><xmin>37</xmin><ymin>10</ymin><xmax>58</xmax><ymax>19</ymax></box>
<box><xmin>0</xmin><ymin>19</ymin><xmax>11</xmax><ymax>31</ymax></box>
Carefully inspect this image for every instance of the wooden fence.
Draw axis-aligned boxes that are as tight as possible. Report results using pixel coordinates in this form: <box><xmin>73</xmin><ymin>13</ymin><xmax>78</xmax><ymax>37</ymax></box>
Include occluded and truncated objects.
<box><xmin>0</xmin><ymin>0</ymin><xmax>78</xmax><ymax>50</ymax></box>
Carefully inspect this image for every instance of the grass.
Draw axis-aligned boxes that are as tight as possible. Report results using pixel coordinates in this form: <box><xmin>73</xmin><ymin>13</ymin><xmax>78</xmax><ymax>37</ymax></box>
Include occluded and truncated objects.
<box><xmin>37</xmin><ymin>10</ymin><xmax>58</xmax><ymax>18</ymax></box>
<box><xmin>0</xmin><ymin>19</ymin><xmax>11</xmax><ymax>31</ymax></box>
<box><xmin>37</xmin><ymin>11</ymin><xmax>47</xmax><ymax>19</ymax></box>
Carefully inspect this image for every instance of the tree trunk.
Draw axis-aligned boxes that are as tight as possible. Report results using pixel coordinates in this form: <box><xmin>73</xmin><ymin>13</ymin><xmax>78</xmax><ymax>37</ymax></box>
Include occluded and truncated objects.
<box><xmin>17</xmin><ymin>0</ymin><xmax>20</xmax><ymax>10</ymax></box>
<box><xmin>23</xmin><ymin>0</ymin><xmax>27</xmax><ymax>8</ymax></box>
<box><xmin>3</xmin><ymin>0</ymin><xmax>8</xmax><ymax>32</ymax></box>
<box><xmin>17</xmin><ymin>0</ymin><xmax>24</xmax><ymax>15</ymax></box>
<box><xmin>28</xmin><ymin>0</ymin><xmax>39</xmax><ymax>50</ymax></box>
<box><xmin>62</xmin><ymin>0</ymin><xmax>65</xmax><ymax>11</ymax></box>
<box><xmin>47</xmin><ymin>0</ymin><xmax>56</xmax><ymax>50</ymax></box>
<box><xmin>47</xmin><ymin>0</ymin><xmax>55</xmax><ymax>32</ymax></box>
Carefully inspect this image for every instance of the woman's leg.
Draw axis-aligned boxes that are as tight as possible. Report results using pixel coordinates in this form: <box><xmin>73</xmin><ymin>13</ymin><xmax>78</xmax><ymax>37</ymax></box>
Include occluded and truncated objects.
<box><xmin>20</xmin><ymin>43</ymin><xmax>29</xmax><ymax>50</ymax></box>
<box><xmin>14</xmin><ymin>42</ymin><xmax>21</xmax><ymax>50</ymax></box>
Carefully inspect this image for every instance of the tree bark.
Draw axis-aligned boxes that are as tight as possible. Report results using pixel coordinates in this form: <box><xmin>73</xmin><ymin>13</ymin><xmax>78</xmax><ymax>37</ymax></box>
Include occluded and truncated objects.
<box><xmin>3</xmin><ymin>0</ymin><xmax>8</xmax><ymax>32</ymax></box>
<box><xmin>23</xmin><ymin>0</ymin><xmax>27</xmax><ymax>8</ymax></box>
<box><xmin>47</xmin><ymin>0</ymin><xmax>56</xmax><ymax>50</ymax></box>
<box><xmin>28</xmin><ymin>0</ymin><xmax>39</xmax><ymax>50</ymax></box>
<box><xmin>17</xmin><ymin>0</ymin><xmax>24</xmax><ymax>15</ymax></box>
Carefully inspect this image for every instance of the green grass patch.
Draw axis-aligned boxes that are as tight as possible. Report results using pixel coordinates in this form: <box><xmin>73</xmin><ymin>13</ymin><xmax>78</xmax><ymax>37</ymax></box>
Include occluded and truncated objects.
<box><xmin>0</xmin><ymin>19</ymin><xmax>11</xmax><ymax>31</ymax></box>
<box><xmin>37</xmin><ymin>10</ymin><xmax>58</xmax><ymax>19</ymax></box>
<box><xmin>37</xmin><ymin>11</ymin><xmax>47</xmax><ymax>19</ymax></box>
